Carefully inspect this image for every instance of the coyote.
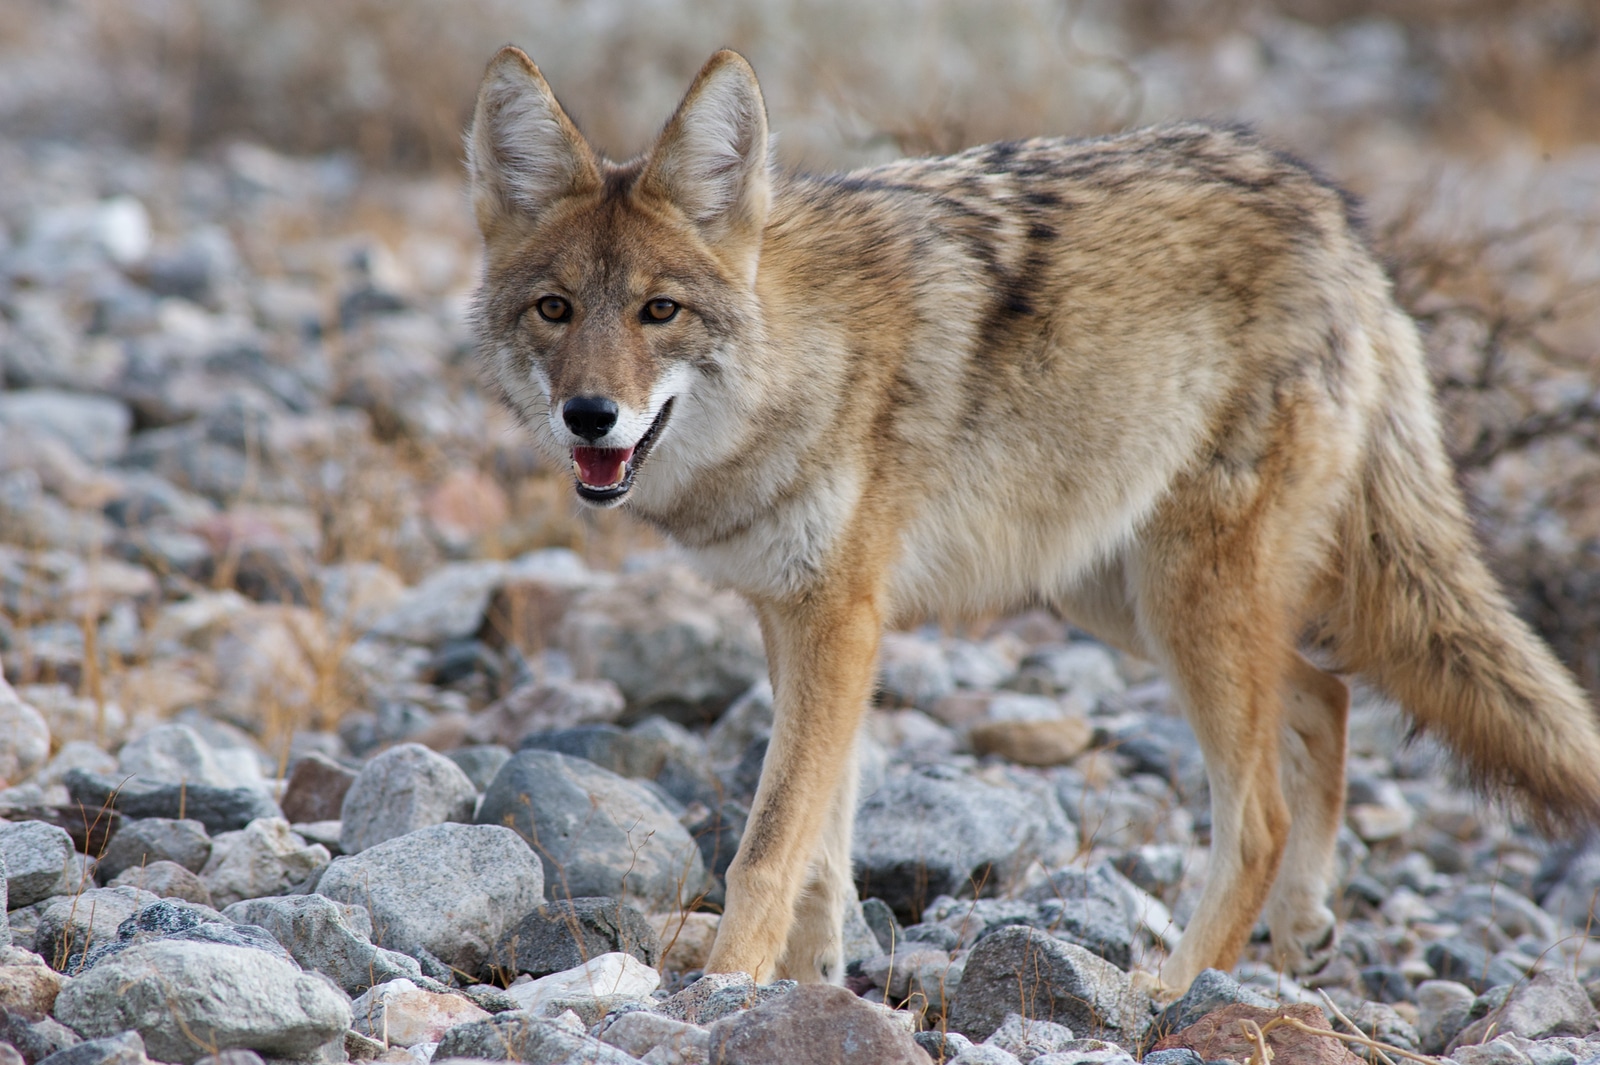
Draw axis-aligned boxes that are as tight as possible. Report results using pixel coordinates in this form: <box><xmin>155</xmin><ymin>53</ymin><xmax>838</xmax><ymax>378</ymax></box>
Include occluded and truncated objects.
<box><xmin>465</xmin><ymin>46</ymin><xmax>1600</xmax><ymax>995</ymax></box>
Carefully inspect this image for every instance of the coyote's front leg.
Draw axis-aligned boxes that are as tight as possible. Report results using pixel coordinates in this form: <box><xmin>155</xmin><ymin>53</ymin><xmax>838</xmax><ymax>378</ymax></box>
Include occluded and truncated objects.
<box><xmin>704</xmin><ymin>583</ymin><xmax>883</xmax><ymax>983</ymax></box>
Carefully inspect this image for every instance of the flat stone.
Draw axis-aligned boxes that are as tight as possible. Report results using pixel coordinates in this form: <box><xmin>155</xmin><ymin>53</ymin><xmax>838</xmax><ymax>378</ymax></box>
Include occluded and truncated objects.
<box><xmin>223</xmin><ymin>893</ymin><xmax>423</xmax><ymax>996</ymax></box>
<box><xmin>95</xmin><ymin>818</ymin><xmax>212</xmax><ymax>881</ymax></box>
<box><xmin>1151</xmin><ymin>1003</ymin><xmax>1362</xmax><ymax>1065</ymax></box>
<box><xmin>706</xmin><ymin>983</ymin><xmax>929</xmax><ymax>1064</ymax></box>
<box><xmin>53</xmin><ymin>939</ymin><xmax>352</xmax><ymax>1064</ymax></box>
<box><xmin>432</xmin><ymin>1012</ymin><xmax>638</xmax><ymax>1064</ymax></box>
<box><xmin>0</xmin><ymin>391</ymin><xmax>131</xmax><ymax>465</ymax></box>
<box><xmin>490</xmin><ymin>897</ymin><xmax>660</xmax><ymax>979</ymax></box>
<box><xmin>967</xmin><ymin>717</ymin><xmax>1092</xmax><ymax>767</ymax></box>
<box><xmin>339</xmin><ymin>743</ymin><xmax>476</xmax><ymax>854</ymax></box>
<box><xmin>502</xmin><ymin>952</ymin><xmax>660</xmax><ymax>1015</ymax></box>
<box><xmin>0</xmin><ymin>823</ymin><xmax>74</xmax><ymax>909</ymax></box>
<box><xmin>948</xmin><ymin>927</ymin><xmax>1148</xmax><ymax>1048</ymax></box>
<box><xmin>277</xmin><ymin>753</ymin><xmax>357</xmax><ymax>825</ymax></box>
<box><xmin>115</xmin><ymin>724</ymin><xmax>233</xmax><ymax>789</ymax></box>
<box><xmin>64</xmin><ymin>770</ymin><xmax>280</xmax><ymax>836</ymax></box>
<box><xmin>1426</xmin><ymin>938</ymin><xmax>1529</xmax><ymax>993</ymax></box>
<box><xmin>983</xmin><ymin>1013</ymin><xmax>1079</xmax><ymax>1061</ymax></box>
<box><xmin>476</xmin><ymin>749</ymin><xmax>708</xmax><ymax>911</ymax></box>
<box><xmin>316</xmin><ymin>822</ymin><xmax>545</xmax><ymax>979</ymax></box>
<box><xmin>348</xmin><ymin>979</ymin><xmax>489</xmax><ymax>1047</ymax></box>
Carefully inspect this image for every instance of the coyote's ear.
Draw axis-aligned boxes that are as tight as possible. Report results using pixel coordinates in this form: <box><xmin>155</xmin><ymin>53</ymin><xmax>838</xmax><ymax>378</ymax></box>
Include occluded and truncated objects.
<box><xmin>639</xmin><ymin>51</ymin><xmax>771</xmax><ymax>276</ymax></box>
<box><xmin>466</xmin><ymin>46</ymin><xmax>600</xmax><ymax>237</ymax></box>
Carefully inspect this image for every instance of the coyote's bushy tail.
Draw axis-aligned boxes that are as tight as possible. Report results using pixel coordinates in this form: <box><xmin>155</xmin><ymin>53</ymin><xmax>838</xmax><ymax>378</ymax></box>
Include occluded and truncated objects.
<box><xmin>1323</xmin><ymin>313</ymin><xmax>1600</xmax><ymax>832</ymax></box>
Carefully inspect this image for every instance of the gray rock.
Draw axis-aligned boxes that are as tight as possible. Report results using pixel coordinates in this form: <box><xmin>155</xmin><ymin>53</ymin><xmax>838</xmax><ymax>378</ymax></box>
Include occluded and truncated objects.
<box><xmin>432</xmin><ymin>1013</ymin><xmax>637</xmax><ymax>1064</ymax></box>
<box><xmin>64</xmin><ymin>771</ymin><xmax>280</xmax><ymax>836</ymax></box>
<box><xmin>444</xmin><ymin>745</ymin><xmax>512</xmax><ymax>792</ymax></box>
<box><xmin>490</xmin><ymin>897</ymin><xmax>660</xmax><ymax>979</ymax></box>
<box><xmin>1141</xmin><ymin>1051</ymin><xmax>1203</xmax><ymax>1065</ymax></box>
<box><xmin>222</xmin><ymin>893</ymin><xmax>422</xmax><ymax>996</ymax></box>
<box><xmin>366</xmin><ymin>560</ymin><xmax>511</xmax><ymax>645</ymax></box>
<box><xmin>706</xmin><ymin>984</ymin><xmax>928</xmax><ymax>1064</ymax></box>
<box><xmin>1151</xmin><ymin>968</ymin><xmax>1275</xmax><ymax>1041</ymax></box>
<box><xmin>69</xmin><ymin>899</ymin><xmax>290</xmax><ymax>975</ymax></box>
<box><xmin>0</xmin><ymin>823</ymin><xmax>75</xmax><ymax>909</ymax></box>
<box><xmin>877</xmin><ymin>632</ymin><xmax>956</xmax><ymax>709</ymax></box>
<box><xmin>985</xmin><ymin>1012</ymin><xmax>1078</xmax><ymax>1062</ymax></box>
<box><xmin>53</xmin><ymin>939</ymin><xmax>352</xmax><ymax>1064</ymax></box>
<box><xmin>1416</xmin><ymin>979</ymin><xmax>1479</xmax><ymax>1054</ymax></box>
<box><xmin>597</xmin><ymin>1010</ymin><xmax>709</xmax><ymax>1062</ymax></box>
<box><xmin>915</xmin><ymin>1030</ymin><xmax>976</xmax><ymax>1062</ymax></box>
<box><xmin>853</xmin><ymin>767</ymin><xmax>1077</xmax><ymax>923</ymax></box>
<box><xmin>33</xmin><ymin>1030</ymin><xmax>147</xmax><ymax>1065</ymax></box>
<box><xmin>476</xmin><ymin>750</ymin><xmax>709</xmax><ymax>911</ymax></box>
<box><xmin>656</xmin><ymin>972</ymin><xmax>800</xmax><ymax>1027</ymax></box>
<box><xmin>949</xmin><ymin>1047</ymin><xmax>1023</xmax><ymax>1065</ymax></box>
<box><xmin>199</xmin><ymin>819</ymin><xmax>329</xmax><ymax>908</ymax></box>
<box><xmin>338</xmin><ymin>743</ymin><xmax>476</xmax><ymax>854</ymax></box>
<box><xmin>315</xmin><ymin>822</ymin><xmax>545</xmax><ymax>979</ymax></box>
<box><xmin>107</xmin><ymin>862</ymin><xmax>213</xmax><ymax>907</ymax></box>
<box><xmin>95</xmin><ymin>819</ymin><xmax>212</xmax><ymax>882</ymax></box>
<box><xmin>948</xmin><ymin>926</ymin><xmax>1149</xmax><ymax>1048</ymax></box>
<box><xmin>30</xmin><ymin>886</ymin><xmax>158</xmax><ymax>972</ymax></box>
<box><xmin>115</xmin><ymin>725</ymin><xmax>233</xmax><ymax>789</ymax></box>
<box><xmin>0</xmin><ymin>391</ymin><xmax>131</xmax><ymax>465</ymax></box>
<box><xmin>1426</xmin><ymin>938</ymin><xmax>1529</xmax><ymax>993</ymax></box>
<box><xmin>1449</xmin><ymin>969</ymin><xmax>1599</xmax><ymax>1049</ymax></box>
<box><xmin>0</xmin><ymin>677</ymin><xmax>50</xmax><ymax>788</ymax></box>
<box><xmin>1019</xmin><ymin>862</ymin><xmax>1148</xmax><ymax>970</ymax></box>
<box><xmin>0</xmin><ymin>1009</ymin><xmax>80</xmax><ymax>1065</ymax></box>
<box><xmin>556</xmin><ymin>565</ymin><xmax>766</xmax><ymax>724</ymax></box>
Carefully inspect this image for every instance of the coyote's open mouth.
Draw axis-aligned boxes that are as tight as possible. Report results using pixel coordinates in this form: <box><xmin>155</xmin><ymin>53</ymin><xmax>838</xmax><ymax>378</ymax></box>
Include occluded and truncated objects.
<box><xmin>571</xmin><ymin>398</ymin><xmax>675</xmax><ymax>504</ymax></box>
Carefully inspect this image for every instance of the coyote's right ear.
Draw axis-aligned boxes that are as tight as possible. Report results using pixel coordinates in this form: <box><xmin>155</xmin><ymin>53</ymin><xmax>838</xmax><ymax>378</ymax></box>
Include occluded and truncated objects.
<box><xmin>466</xmin><ymin>46</ymin><xmax>600</xmax><ymax>238</ymax></box>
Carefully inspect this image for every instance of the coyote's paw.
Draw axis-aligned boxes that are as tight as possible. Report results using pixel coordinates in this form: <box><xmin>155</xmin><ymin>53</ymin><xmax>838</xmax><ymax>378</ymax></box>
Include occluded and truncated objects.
<box><xmin>1271</xmin><ymin>905</ymin><xmax>1339</xmax><ymax>977</ymax></box>
<box><xmin>1130</xmin><ymin>969</ymin><xmax>1182</xmax><ymax>1004</ymax></box>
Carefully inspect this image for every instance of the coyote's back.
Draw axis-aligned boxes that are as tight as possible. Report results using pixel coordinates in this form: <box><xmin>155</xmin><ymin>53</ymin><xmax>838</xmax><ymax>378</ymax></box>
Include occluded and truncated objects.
<box><xmin>466</xmin><ymin>46</ymin><xmax>1600</xmax><ymax>996</ymax></box>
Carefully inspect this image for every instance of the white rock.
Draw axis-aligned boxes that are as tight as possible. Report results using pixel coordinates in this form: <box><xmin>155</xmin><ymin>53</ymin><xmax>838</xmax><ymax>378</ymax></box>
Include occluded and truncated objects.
<box><xmin>349</xmin><ymin>979</ymin><xmax>489</xmax><ymax>1047</ymax></box>
<box><xmin>118</xmin><ymin>723</ymin><xmax>233</xmax><ymax>788</ymax></box>
<box><xmin>503</xmin><ymin>953</ymin><xmax>661</xmax><ymax>1015</ymax></box>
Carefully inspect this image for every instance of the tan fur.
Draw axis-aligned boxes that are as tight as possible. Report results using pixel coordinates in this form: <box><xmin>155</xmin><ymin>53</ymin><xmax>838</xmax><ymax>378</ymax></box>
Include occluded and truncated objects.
<box><xmin>466</xmin><ymin>46</ymin><xmax>1600</xmax><ymax>993</ymax></box>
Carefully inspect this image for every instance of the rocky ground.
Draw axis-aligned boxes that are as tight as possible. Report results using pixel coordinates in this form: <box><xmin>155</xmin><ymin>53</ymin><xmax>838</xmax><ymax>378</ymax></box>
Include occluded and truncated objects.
<box><xmin>6</xmin><ymin>37</ymin><xmax>1600</xmax><ymax>1065</ymax></box>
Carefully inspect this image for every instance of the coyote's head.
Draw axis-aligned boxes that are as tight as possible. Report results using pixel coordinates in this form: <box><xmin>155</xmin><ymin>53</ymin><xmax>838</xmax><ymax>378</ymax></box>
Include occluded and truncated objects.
<box><xmin>466</xmin><ymin>47</ymin><xmax>770</xmax><ymax>508</ymax></box>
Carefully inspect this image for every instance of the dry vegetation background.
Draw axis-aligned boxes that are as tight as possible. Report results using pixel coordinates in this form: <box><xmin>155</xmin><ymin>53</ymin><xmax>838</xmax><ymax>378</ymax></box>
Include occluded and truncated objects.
<box><xmin>2</xmin><ymin>0</ymin><xmax>1599</xmax><ymax>699</ymax></box>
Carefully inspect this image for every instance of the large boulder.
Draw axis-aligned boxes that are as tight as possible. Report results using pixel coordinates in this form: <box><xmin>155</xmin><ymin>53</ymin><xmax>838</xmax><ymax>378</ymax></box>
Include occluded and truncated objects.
<box><xmin>315</xmin><ymin>822</ymin><xmax>544</xmax><ymax>978</ymax></box>
<box><xmin>476</xmin><ymin>750</ymin><xmax>709</xmax><ymax>911</ymax></box>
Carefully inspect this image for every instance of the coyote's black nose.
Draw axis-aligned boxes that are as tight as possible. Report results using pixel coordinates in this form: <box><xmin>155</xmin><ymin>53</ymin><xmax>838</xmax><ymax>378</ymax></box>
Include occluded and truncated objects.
<box><xmin>562</xmin><ymin>396</ymin><xmax>618</xmax><ymax>441</ymax></box>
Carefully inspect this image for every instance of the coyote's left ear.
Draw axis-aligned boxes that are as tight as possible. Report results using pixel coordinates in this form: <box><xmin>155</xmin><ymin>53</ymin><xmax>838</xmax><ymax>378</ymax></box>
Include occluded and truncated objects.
<box><xmin>639</xmin><ymin>51</ymin><xmax>771</xmax><ymax>280</ymax></box>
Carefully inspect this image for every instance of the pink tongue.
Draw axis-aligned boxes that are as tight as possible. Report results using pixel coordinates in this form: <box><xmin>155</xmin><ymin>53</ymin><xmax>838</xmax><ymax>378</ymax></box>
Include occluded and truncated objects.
<box><xmin>573</xmin><ymin>446</ymin><xmax>634</xmax><ymax>487</ymax></box>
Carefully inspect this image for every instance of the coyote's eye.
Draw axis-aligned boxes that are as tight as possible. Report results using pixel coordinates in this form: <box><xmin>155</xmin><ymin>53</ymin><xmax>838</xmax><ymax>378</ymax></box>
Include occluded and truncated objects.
<box><xmin>642</xmin><ymin>298</ymin><xmax>679</xmax><ymax>323</ymax></box>
<box><xmin>535</xmin><ymin>296</ymin><xmax>570</xmax><ymax>323</ymax></box>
